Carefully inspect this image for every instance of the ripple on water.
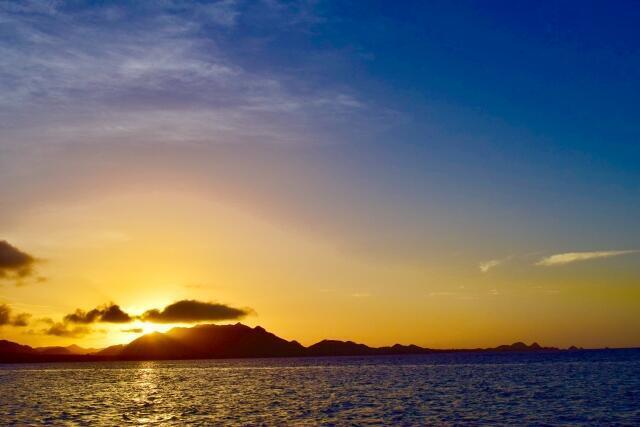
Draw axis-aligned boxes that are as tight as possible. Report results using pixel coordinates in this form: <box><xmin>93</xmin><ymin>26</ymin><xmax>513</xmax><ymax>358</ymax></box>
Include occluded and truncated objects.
<box><xmin>0</xmin><ymin>351</ymin><xmax>639</xmax><ymax>425</ymax></box>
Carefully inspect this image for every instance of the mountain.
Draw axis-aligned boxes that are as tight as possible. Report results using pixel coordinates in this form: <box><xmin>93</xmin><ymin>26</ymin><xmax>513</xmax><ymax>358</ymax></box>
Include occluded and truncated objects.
<box><xmin>117</xmin><ymin>323</ymin><xmax>306</xmax><ymax>360</ymax></box>
<box><xmin>119</xmin><ymin>332</ymin><xmax>187</xmax><ymax>359</ymax></box>
<box><xmin>307</xmin><ymin>340</ymin><xmax>378</xmax><ymax>356</ymax></box>
<box><xmin>66</xmin><ymin>344</ymin><xmax>100</xmax><ymax>355</ymax></box>
<box><xmin>0</xmin><ymin>324</ymin><xmax>563</xmax><ymax>363</ymax></box>
<box><xmin>378</xmin><ymin>344</ymin><xmax>437</xmax><ymax>355</ymax></box>
<box><xmin>93</xmin><ymin>344</ymin><xmax>125</xmax><ymax>356</ymax></box>
<box><xmin>34</xmin><ymin>344</ymin><xmax>100</xmax><ymax>355</ymax></box>
<box><xmin>113</xmin><ymin>327</ymin><xmax>556</xmax><ymax>359</ymax></box>
<box><xmin>492</xmin><ymin>342</ymin><xmax>556</xmax><ymax>352</ymax></box>
<box><xmin>36</xmin><ymin>346</ymin><xmax>73</xmax><ymax>355</ymax></box>
<box><xmin>0</xmin><ymin>339</ymin><xmax>35</xmax><ymax>354</ymax></box>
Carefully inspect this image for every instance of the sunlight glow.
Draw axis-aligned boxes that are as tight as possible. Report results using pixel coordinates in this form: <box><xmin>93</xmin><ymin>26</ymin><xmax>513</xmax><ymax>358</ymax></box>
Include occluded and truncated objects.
<box><xmin>140</xmin><ymin>323</ymin><xmax>175</xmax><ymax>335</ymax></box>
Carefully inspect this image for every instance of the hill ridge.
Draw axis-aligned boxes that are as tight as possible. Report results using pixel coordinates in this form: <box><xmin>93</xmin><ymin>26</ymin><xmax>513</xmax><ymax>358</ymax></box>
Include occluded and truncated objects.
<box><xmin>0</xmin><ymin>323</ymin><xmax>568</xmax><ymax>363</ymax></box>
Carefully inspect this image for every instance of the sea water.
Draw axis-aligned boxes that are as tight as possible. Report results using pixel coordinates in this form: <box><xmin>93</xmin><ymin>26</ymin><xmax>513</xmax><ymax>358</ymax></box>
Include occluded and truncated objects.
<box><xmin>1</xmin><ymin>350</ymin><xmax>639</xmax><ymax>425</ymax></box>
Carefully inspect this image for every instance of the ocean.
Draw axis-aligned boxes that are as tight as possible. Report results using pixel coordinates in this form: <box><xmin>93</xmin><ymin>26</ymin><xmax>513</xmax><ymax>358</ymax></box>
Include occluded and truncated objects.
<box><xmin>1</xmin><ymin>350</ymin><xmax>639</xmax><ymax>425</ymax></box>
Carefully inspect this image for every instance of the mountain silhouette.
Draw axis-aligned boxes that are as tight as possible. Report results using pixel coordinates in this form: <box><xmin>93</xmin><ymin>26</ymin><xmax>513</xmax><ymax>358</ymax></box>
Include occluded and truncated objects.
<box><xmin>0</xmin><ymin>340</ymin><xmax>103</xmax><ymax>363</ymax></box>
<box><xmin>65</xmin><ymin>344</ymin><xmax>100</xmax><ymax>355</ymax></box>
<box><xmin>0</xmin><ymin>339</ymin><xmax>34</xmax><ymax>355</ymax></box>
<box><xmin>307</xmin><ymin>339</ymin><xmax>378</xmax><ymax>356</ymax></box>
<box><xmin>35</xmin><ymin>346</ymin><xmax>73</xmax><ymax>355</ymax></box>
<box><xmin>119</xmin><ymin>324</ymin><xmax>305</xmax><ymax>360</ymax></box>
<box><xmin>0</xmin><ymin>323</ymin><xmax>564</xmax><ymax>363</ymax></box>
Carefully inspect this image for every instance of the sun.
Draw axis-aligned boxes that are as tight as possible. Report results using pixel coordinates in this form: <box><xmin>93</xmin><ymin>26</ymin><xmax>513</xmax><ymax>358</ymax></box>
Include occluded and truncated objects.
<box><xmin>140</xmin><ymin>322</ymin><xmax>174</xmax><ymax>335</ymax></box>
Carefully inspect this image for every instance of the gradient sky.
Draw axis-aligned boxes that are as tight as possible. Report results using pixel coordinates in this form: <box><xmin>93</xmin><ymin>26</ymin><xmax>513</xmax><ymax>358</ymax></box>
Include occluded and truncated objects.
<box><xmin>1</xmin><ymin>0</ymin><xmax>639</xmax><ymax>349</ymax></box>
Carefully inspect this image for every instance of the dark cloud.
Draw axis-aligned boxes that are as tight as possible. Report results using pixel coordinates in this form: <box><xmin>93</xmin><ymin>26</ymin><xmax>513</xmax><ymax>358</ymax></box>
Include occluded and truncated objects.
<box><xmin>64</xmin><ymin>304</ymin><xmax>133</xmax><ymax>324</ymax></box>
<box><xmin>0</xmin><ymin>303</ymin><xmax>31</xmax><ymax>327</ymax></box>
<box><xmin>0</xmin><ymin>304</ymin><xmax>8</xmax><ymax>325</ymax></box>
<box><xmin>0</xmin><ymin>240</ymin><xmax>38</xmax><ymax>282</ymax></box>
<box><xmin>43</xmin><ymin>322</ymin><xmax>92</xmax><ymax>338</ymax></box>
<box><xmin>32</xmin><ymin>299</ymin><xmax>250</xmax><ymax>337</ymax></box>
<box><xmin>11</xmin><ymin>312</ymin><xmax>31</xmax><ymax>327</ymax></box>
<box><xmin>140</xmin><ymin>300</ymin><xmax>250</xmax><ymax>323</ymax></box>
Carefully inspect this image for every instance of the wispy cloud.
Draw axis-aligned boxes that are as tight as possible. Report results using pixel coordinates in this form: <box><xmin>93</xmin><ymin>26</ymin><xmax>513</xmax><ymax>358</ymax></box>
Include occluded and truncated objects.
<box><xmin>478</xmin><ymin>256</ymin><xmax>510</xmax><ymax>273</ymax></box>
<box><xmin>350</xmin><ymin>292</ymin><xmax>371</xmax><ymax>298</ymax></box>
<box><xmin>427</xmin><ymin>292</ymin><xmax>457</xmax><ymax>297</ymax></box>
<box><xmin>426</xmin><ymin>291</ymin><xmax>476</xmax><ymax>301</ymax></box>
<box><xmin>0</xmin><ymin>1</ymin><xmax>379</xmax><ymax>150</ymax></box>
<box><xmin>535</xmin><ymin>250</ymin><xmax>637</xmax><ymax>267</ymax></box>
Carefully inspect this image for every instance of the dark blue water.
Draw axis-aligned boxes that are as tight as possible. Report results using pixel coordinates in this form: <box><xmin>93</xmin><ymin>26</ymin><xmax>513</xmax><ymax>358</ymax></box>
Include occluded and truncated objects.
<box><xmin>1</xmin><ymin>349</ymin><xmax>639</xmax><ymax>425</ymax></box>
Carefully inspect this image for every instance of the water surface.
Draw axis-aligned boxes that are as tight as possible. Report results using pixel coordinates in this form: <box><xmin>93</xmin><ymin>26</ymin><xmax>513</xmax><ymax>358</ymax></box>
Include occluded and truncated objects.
<box><xmin>1</xmin><ymin>350</ymin><xmax>639</xmax><ymax>425</ymax></box>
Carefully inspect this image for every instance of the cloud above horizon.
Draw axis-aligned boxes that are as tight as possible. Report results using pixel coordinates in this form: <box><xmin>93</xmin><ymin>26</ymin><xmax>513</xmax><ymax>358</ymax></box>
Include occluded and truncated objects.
<box><xmin>0</xmin><ymin>0</ymin><xmax>378</xmax><ymax>152</ymax></box>
<box><xmin>140</xmin><ymin>300</ymin><xmax>251</xmax><ymax>323</ymax></box>
<box><xmin>64</xmin><ymin>304</ymin><xmax>133</xmax><ymax>324</ymax></box>
<box><xmin>0</xmin><ymin>240</ymin><xmax>38</xmax><ymax>283</ymax></box>
<box><xmin>40</xmin><ymin>299</ymin><xmax>252</xmax><ymax>337</ymax></box>
<box><xmin>535</xmin><ymin>250</ymin><xmax>637</xmax><ymax>267</ymax></box>
<box><xmin>0</xmin><ymin>303</ymin><xmax>31</xmax><ymax>327</ymax></box>
<box><xmin>43</xmin><ymin>322</ymin><xmax>93</xmax><ymax>338</ymax></box>
<box><xmin>479</xmin><ymin>258</ymin><xmax>505</xmax><ymax>273</ymax></box>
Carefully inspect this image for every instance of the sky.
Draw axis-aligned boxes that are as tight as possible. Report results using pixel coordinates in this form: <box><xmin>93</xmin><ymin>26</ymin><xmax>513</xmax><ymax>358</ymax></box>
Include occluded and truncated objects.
<box><xmin>1</xmin><ymin>0</ymin><xmax>639</xmax><ymax>349</ymax></box>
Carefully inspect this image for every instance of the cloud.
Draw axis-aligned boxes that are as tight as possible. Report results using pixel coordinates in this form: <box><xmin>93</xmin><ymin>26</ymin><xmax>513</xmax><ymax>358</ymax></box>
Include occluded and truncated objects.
<box><xmin>140</xmin><ymin>299</ymin><xmax>250</xmax><ymax>323</ymax></box>
<box><xmin>0</xmin><ymin>304</ymin><xmax>10</xmax><ymax>325</ymax></box>
<box><xmin>11</xmin><ymin>312</ymin><xmax>31</xmax><ymax>327</ymax></box>
<box><xmin>194</xmin><ymin>0</ymin><xmax>240</xmax><ymax>27</ymax></box>
<box><xmin>43</xmin><ymin>322</ymin><xmax>92</xmax><ymax>338</ymax></box>
<box><xmin>0</xmin><ymin>303</ymin><xmax>31</xmax><ymax>327</ymax></box>
<box><xmin>478</xmin><ymin>255</ymin><xmax>512</xmax><ymax>273</ymax></box>
<box><xmin>535</xmin><ymin>250</ymin><xmax>637</xmax><ymax>267</ymax></box>
<box><xmin>479</xmin><ymin>259</ymin><xmax>502</xmax><ymax>273</ymax></box>
<box><xmin>351</xmin><ymin>293</ymin><xmax>371</xmax><ymax>298</ymax></box>
<box><xmin>0</xmin><ymin>0</ymin><xmax>378</xmax><ymax>153</ymax></box>
<box><xmin>0</xmin><ymin>240</ymin><xmax>37</xmax><ymax>282</ymax></box>
<box><xmin>41</xmin><ymin>299</ymin><xmax>250</xmax><ymax>338</ymax></box>
<box><xmin>64</xmin><ymin>304</ymin><xmax>133</xmax><ymax>324</ymax></box>
<box><xmin>427</xmin><ymin>292</ymin><xmax>457</xmax><ymax>297</ymax></box>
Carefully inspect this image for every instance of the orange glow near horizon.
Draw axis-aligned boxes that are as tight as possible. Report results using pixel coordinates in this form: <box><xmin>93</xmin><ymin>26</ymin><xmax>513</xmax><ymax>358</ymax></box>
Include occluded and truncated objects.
<box><xmin>1</xmin><ymin>189</ymin><xmax>640</xmax><ymax>350</ymax></box>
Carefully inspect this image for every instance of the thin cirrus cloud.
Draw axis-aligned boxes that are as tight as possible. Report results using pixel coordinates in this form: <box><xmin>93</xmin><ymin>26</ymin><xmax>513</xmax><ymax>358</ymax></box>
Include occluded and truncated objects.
<box><xmin>535</xmin><ymin>250</ymin><xmax>638</xmax><ymax>267</ymax></box>
<box><xmin>478</xmin><ymin>256</ymin><xmax>512</xmax><ymax>273</ymax></box>
<box><xmin>0</xmin><ymin>1</ymin><xmax>378</xmax><ymax>151</ymax></box>
<box><xmin>479</xmin><ymin>259</ymin><xmax>503</xmax><ymax>273</ymax></box>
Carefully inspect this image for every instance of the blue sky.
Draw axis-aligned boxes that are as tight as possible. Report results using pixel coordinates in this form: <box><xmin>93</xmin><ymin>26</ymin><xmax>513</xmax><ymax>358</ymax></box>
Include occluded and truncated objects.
<box><xmin>2</xmin><ymin>0</ymin><xmax>638</xmax><ymax>241</ymax></box>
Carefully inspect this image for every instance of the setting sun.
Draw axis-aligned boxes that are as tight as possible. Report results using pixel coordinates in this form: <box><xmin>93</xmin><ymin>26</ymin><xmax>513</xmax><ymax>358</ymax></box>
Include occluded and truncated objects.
<box><xmin>139</xmin><ymin>323</ymin><xmax>177</xmax><ymax>336</ymax></box>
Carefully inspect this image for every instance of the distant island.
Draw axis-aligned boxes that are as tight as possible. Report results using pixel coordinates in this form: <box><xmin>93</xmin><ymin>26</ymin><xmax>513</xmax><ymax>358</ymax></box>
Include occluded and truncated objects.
<box><xmin>0</xmin><ymin>323</ymin><xmax>575</xmax><ymax>364</ymax></box>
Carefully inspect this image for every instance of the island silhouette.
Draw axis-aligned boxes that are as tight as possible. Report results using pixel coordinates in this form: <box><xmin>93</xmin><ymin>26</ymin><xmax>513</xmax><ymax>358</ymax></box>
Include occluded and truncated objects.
<box><xmin>0</xmin><ymin>323</ymin><xmax>568</xmax><ymax>364</ymax></box>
